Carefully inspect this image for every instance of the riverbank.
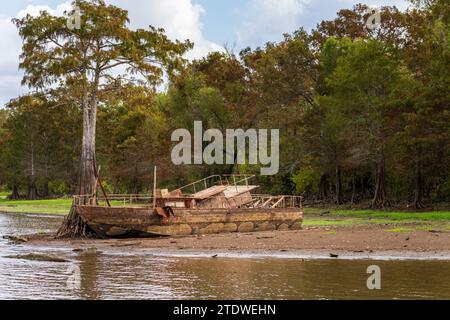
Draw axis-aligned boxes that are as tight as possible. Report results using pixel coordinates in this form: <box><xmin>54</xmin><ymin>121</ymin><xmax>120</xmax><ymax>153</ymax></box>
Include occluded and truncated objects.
<box><xmin>2</xmin><ymin>197</ymin><xmax>450</xmax><ymax>259</ymax></box>
<box><xmin>18</xmin><ymin>223</ymin><xmax>450</xmax><ymax>260</ymax></box>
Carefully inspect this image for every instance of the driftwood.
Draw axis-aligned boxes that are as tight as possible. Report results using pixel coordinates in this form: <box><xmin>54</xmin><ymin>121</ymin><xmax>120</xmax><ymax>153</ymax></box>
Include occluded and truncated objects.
<box><xmin>2</xmin><ymin>235</ymin><xmax>28</xmax><ymax>243</ymax></box>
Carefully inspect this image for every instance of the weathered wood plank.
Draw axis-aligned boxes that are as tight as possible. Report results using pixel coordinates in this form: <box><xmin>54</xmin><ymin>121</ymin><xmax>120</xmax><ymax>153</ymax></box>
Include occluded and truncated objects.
<box><xmin>75</xmin><ymin>205</ymin><xmax>303</xmax><ymax>238</ymax></box>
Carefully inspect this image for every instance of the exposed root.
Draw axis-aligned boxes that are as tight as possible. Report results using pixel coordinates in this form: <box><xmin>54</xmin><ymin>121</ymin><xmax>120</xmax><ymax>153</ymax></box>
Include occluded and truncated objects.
<box><xmin>56</xmin><ymin>205</ymin><xmax>98</xmax><ymax>239</ymax></box>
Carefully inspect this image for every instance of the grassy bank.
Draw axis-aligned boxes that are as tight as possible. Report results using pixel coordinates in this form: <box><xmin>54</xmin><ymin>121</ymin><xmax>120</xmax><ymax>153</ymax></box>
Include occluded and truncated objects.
<box><xmin>0</xmin><ymin>198</ymin><xmax>72</xmax><ymax>215</ymax></box>
<box><xmin>304</xmin><ymin>207</ymin><xmax>450</xmax><ymax>221</ymax></box>
<box><xmin>303</xmin><ymin>207</ymin><xmax>450</xmax><ymax>231</ymax></box>
<box><xmin>1</xmin><ymin>196</ymin><xmax>449</xmax><ymax>231</ymax></box>
<box><xmin>0</xmin><ymin>197</ymin><xmax>123</xmax><ymax>215</ymax></box>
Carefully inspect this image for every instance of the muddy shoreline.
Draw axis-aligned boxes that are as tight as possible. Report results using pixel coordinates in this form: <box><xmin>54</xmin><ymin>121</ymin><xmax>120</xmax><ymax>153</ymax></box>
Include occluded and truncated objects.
<box><xmin>17</xmin><ymin>224</ymin><xmax>450</xmax><ymax>260</ymax></box>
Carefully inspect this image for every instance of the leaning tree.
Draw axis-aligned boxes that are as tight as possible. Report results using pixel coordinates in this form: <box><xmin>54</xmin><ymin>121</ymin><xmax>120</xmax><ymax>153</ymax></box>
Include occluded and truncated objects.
<box><xmin>14</xmin><ymin>0</ymin><xmax>192</xmax><ymax>237</ymax></box>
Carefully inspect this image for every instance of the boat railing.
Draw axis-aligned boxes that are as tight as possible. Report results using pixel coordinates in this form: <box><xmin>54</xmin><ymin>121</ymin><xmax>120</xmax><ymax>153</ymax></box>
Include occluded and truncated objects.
<box><xmin>73</xmin><ymin>194</ymin><xmax>153</xmax><ymax>206</ymax></box>
<box><xmin>176</xmin><ymin>174</ymin><xmax>256</xmax><ymax>195</ymax></box>
<box><xmin>177</xmin><ymin>175</ymin><xmax>223</xmax><ymax>195</ymax></box>
<box><xmin>73</xmin><ymin>193</ymin><xmax>303</xmax><ymax>208</ymax></box>
<box><xmin>246</xmin><ymin>195</ymin><xmax>303</xmax><ymax>208</ymax></box>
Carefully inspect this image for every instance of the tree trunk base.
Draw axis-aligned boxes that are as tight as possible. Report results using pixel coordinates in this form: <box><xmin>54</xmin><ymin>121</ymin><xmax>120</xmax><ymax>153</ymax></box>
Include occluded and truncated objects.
<box><xmin>27</xmin><ymin>184</ymin><xmax>39</xmax><ymax>200</ymax></box>
<box><xmin>9</xmin><ymin>185</ymin><xmax>21</xmax><ymax>200</ymax></box>
<box><xmin>370</xmin><ymin>193</ymin><xmax>391</xmax><ymax>209</ymax></box>
<box><xmin>412</xmin><ymin>200</ymin><xmax>426</xmax><ymax>209</ymax></box>
<box><xmin>56</xmin><ymin>205</ymin><xmax>98</xmax><ymax>238</ymax></box>
<box><xmin>370</xmin><ymin>201</ymin><xmax>391</xmax><ymax>209</ymax></box>
<box><xmin>41</xmin><ymin>182</ymin><xmax>50</xmax><ymax>199</ymax></box>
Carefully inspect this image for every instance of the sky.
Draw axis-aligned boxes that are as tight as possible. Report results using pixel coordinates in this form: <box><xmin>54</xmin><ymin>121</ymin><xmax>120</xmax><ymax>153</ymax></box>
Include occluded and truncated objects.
<box><xmin>0</xmin><ymin>0</ymin><xmax>411</xmax><ymax>107</ymax></box>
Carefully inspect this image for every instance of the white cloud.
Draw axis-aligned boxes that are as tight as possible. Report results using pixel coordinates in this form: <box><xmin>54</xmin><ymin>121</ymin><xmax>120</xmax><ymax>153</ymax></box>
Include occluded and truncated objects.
<box><xmin>236</xmin><ymin>0</ymin><xmax>311</xmax><ymax>47</ymax></box>
<box><xmin>0</xmin><ymin>2</ymin><xmax>72</xmax><ymax>107</ymax></box>
<box><xmin>337</xmin><ymin>0</ymin><xmax>411</xmax><ymax>11</ymax></box>
<box><xmin>235</xmin><ymin>0</ymin><xmax>411</xmax><ymax>47</ymax></box>
<box><xmin>0</xmin><ymin>16</ymin><xmax>25</xmax><ymax>108</ymax></box>
<box><xmin>107</xmin><ymin>0</ymin><xmax>223</xmax><ymax>59</ymax></box>
<box><xmin>16</xmin><ymin>2</ymin><xmax>72</xmax><ymax>19</ymax></box>
<box><xmin>0</xmin><ymin>0</ymin><xmax>222</xmax><ymax>107</ymax></box>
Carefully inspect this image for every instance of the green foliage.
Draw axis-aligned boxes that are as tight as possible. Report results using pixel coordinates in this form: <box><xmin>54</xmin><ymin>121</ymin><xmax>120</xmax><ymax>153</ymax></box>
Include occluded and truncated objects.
<box><xmin>48</xmin><ymin>180</ymin><xmax>71</xmax><ymax>196</ymax></box>
<box><xmin>0</xmin><ymin>0</ymin><xmax>448</xmax><ymax>209</ymax></box>
<box><xmin>292</xmin><ymin>167</ymin><xmax>321</xmax><ymax>196</ymax></box>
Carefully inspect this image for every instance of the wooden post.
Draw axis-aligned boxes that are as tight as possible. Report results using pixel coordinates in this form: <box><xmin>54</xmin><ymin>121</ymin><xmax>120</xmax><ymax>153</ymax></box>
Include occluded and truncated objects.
<box><xmin>153</xmin><ymin>166</ymin><xmax>157</xmax><ymax>209</ymax></box>
<box><xmin>96</xmin><ymin>168</ymin><xmax>111</xmax><ymax>208</ymax></box>
<box><xmin>92</xmin><ymin>166</ymin><xmax>101</xmax><ymax>205</ymax></box>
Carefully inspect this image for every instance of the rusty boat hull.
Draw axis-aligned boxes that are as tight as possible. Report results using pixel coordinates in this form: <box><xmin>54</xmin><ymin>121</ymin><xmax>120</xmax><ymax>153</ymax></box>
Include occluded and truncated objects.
<box><xmin>75</xmin><ymin>205</ymin><xmax>303</xmax><ymax>238</ymax></box>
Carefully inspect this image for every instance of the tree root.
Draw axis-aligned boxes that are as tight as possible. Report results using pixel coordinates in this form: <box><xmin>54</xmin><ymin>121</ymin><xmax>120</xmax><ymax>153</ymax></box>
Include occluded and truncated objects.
<box><xmin>56</xmin><ymin>205</ymin><xmax>97</xmax><ymax>239</ymax></box>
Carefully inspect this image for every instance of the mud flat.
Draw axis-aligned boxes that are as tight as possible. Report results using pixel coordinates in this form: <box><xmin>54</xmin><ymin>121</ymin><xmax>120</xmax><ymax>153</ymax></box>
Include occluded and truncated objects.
<box><xmin>20</xmin><ymin>224</ymin><xmax>450</xmax><ymax>260</ymax></box>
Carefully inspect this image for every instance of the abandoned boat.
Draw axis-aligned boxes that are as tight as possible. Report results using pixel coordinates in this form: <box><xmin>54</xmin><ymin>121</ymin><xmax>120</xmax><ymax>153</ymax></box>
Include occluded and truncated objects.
<box><xmin>74</xmin><ymin>175</ymin><xmax>303</xmax><ymax>238</ymax></box>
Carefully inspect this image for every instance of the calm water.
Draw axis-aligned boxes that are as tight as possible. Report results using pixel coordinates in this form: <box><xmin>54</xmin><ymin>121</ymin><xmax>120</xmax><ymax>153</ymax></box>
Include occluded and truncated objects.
<box><xmin>0</xmin><ymin>212</ymin><xmax>449</xmax><ymax>300</ymax></box>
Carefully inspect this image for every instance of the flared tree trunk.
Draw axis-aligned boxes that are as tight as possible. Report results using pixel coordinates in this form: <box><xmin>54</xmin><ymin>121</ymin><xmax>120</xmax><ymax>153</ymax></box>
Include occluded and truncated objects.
<box><xmin>318</xmin><ymin>174</ymin><xmax>329</xmax><ymax>201</ymax></box>
<box><xmin>27</xmin><ymin>146</ymin><xmax>38</xmax><ymax>200</ymax></box>
<box><xmin>413</xmin><ymin>157</ymin><xmax>424</xmax><ymax>209</ymax></box>
<box><xmin>27</xmin><ymin>179</ymin><xmax>39</xmax><ymax>200</ymax></box>
<box><xmin>42</xmin><ymin>160</ymin><xmax>50</xmax><ymax>198</ymax></box>
<box><xmin>132</xmin><ymin>166</ymin><xmax>140</xmax><ymax>194</ymax></box>
<box><xmin>335</xmin><ymin>165</ymin><xmax>342</xmax><ymax>205</ymax></box>
<box><xmin>350</xmin><ymin>173</ymin><xmax>356</xmax><ymax>204</ymax></box>
<box><xmin>371</xmin><ymin>156</ymin><xmax>389</xmax><ymax>208</ymax></box>
<box><xmin>9</xmin><ymin>183</ymin><xmax>20</xmax><ymax>200</ymax></box>
<box><xmin>57</xmin><ymin>88</ymin><xmax>98</xmax><ymax>238</ymax></box>
<box><xmin>42</xmin><ymin>181</ymin><xmax>50</xmax><ymax>199</ymax></box>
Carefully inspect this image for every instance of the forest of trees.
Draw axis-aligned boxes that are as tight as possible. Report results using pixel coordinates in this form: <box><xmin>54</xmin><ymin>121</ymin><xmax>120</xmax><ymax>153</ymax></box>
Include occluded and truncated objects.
<box><xmin>0</xmin><ymin>0</ymin><xmax>449</xmax><ymax>210</ymax></box>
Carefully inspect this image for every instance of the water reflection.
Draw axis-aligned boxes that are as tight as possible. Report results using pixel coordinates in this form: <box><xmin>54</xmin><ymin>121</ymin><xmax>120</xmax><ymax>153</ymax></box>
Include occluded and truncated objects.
<box><xmin>0</xmin><ymin>212</ymin><xmax>449</xmax><ymax>300</ymax></box>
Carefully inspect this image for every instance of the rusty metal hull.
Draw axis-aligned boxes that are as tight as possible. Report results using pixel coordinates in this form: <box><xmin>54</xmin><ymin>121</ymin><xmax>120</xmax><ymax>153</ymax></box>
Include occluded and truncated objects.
<box><xmin>74</xmin><ymin>205</ymin><xmax>303</xmax><ymax>238</ymax></box>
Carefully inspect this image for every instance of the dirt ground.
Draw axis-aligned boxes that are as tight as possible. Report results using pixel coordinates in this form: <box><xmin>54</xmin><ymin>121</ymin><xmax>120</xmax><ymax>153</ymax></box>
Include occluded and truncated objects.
<box><xmin>21</xmin><ymin>224</ymin><xmax>450</xmax><ymax>259</ymax></box>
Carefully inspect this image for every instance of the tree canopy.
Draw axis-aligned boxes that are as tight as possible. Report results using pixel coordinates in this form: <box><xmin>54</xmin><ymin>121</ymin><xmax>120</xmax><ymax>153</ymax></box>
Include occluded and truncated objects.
<box><xmin>1</xmin><ymin>0</ymin><xmax>449</xmax><ymax>213</ymax></box>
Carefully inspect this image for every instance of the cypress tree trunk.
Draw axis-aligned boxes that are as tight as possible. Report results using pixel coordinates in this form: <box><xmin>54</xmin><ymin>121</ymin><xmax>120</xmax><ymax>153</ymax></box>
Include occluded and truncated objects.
<box><xmin>335</xmin><ymin>165</ymin><xmax>342</xmax><ymax>205</ymax></box>
<box><xmin>318</xmin><ymin>174</ymin><xmax>329</xmax><ymax>201</ymax></box>
<box><xmin>27</xmin><ymin>146</ymin><xmax>39</xmax><ymax>200</ymax></box>
<box><xmin>413</xmin><ymin>157</ymin><xmax>424</xmax><ymax>209</ymax></box>
<box><xmin>42</xmin><ymin>160</ymin><xmax>50</xmax><ymax>198</ymax></box>
<box><xmin>350</xmin><ymin>173</ymin><xmax>356</xmax><ymax>204</ymax></box>
<box><xmin>42</xmin><ymin>181</ymin><xmax>49</xmax><ymax>198</ymax></box>
<box><xmin>27</xmin><ymin>179</ymin><xmax>39</xmax><ymax>200</ymax></box>
<box><xmin>132</xmin><ymin>166</ymin><xmax>140</xmax><ymax>194</ymax></box>
<box><xmin>371</xmin><ymin>156</ymin><xmax>389</xmax><ymax>208</ymax></box>
<box><xmin>9</xmin><ymin>183</ymin><xmax>20</xmax><ymax>200</ymax></box>
<box><xmin>57</xmin><ymin>85</ymin><xmax>98</xmax><ymax>238</ymax></box>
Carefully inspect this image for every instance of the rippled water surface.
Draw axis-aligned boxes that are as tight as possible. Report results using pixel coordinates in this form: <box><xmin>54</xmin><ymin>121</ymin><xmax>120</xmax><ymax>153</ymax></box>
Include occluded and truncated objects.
<box><xmin>0</xmin><ymin>212</ymin><xmax>449</xmax><ymax>300</ymax></box>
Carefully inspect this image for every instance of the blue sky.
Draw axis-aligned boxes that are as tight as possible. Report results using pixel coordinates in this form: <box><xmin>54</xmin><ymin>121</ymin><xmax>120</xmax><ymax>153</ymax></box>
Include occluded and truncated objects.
<box><xmin>0</xmin><ymin>0</ymin><xmax>411</xmax><ymax>107</ymax></box>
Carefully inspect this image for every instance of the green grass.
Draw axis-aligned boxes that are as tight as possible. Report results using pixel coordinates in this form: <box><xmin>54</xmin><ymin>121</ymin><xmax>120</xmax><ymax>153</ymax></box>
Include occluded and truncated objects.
<box><xmin>303</xmin><ymin>207</ymin><xmax>450</xmax><ymax>230</ymax></box>
<box><xmin>0</xmin><ymin>197</ymin><xmax>149</xmax><ymax>215</ymax></box>
<box><xmin>303</xmin><ymin>219</ymin><xmax>360</xmax><ymax>227</ymax></box>
<box><xmin>304</xmin><ymin>207</ymin><xmax>450</xmax><ymax>222</ymax></box>
<box><xmin>414</xmin><ymin>225</ymin><xmax>436</xmax><ymax>231</ymax></box>
<box><xmin>386</xmin><ymin>227</ymin><xmax>414</xmax><ymax>233</ymax></box>
<box><xmin>0</xmin><ymin>192</ymin><xmax>9</xmax><ymax>200</ymax></box>
<box><xmin>0</xmin><ymin>198</ymin><xmax>73</xmax><ymax>215</ymax></box>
